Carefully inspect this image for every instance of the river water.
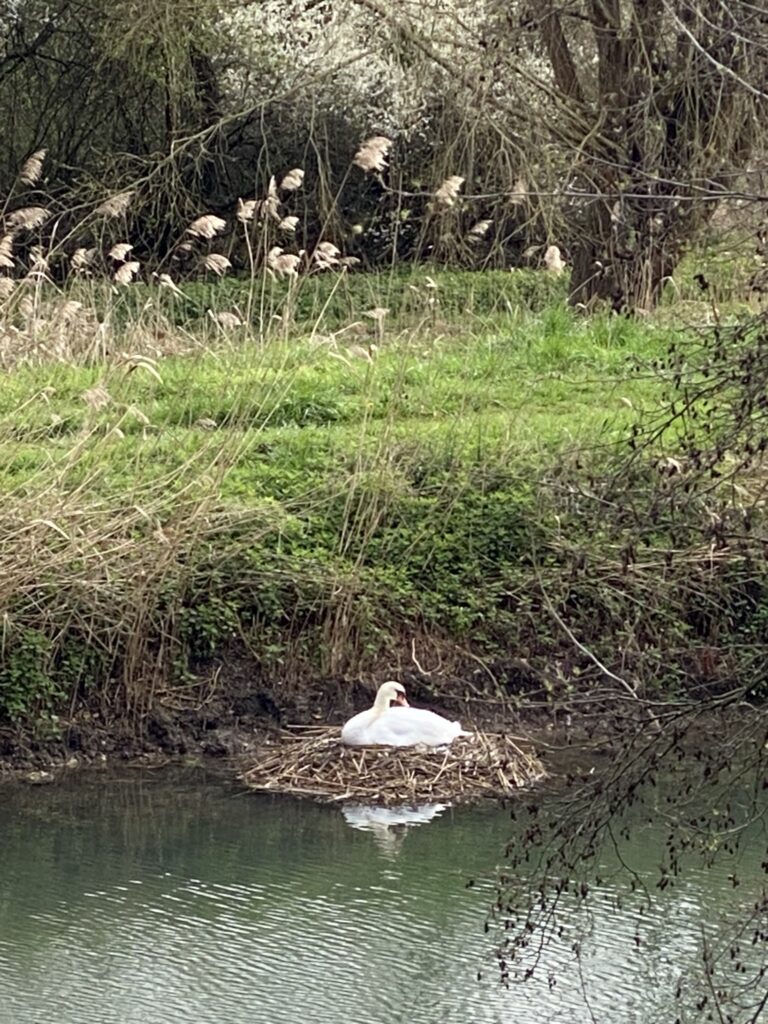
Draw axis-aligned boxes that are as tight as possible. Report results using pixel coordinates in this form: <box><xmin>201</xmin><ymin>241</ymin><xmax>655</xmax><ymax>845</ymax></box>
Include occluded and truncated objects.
<box><xmin>0</xmin><ymin>767</ymin><xmax>765</xmax><ymax>1024</ymax></box>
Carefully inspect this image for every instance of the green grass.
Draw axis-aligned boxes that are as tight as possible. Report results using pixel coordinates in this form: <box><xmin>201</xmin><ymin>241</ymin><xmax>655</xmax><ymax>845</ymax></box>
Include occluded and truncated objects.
<box><xmin>5</xmin><ymin>269</ymin><xmax>762</xmax><ymax>728</ymax></box>
<box><xmin>0</xmin><ymin>298</ymin><xmax>668</xmax><ymax>497</ymax></box>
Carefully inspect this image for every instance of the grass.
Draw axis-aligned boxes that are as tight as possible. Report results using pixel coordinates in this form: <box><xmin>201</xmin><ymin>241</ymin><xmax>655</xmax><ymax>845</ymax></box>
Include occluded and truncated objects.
<box><xmin>1</xmin><ymin>267</ymin><xmax>765</xmax><ymax>730</ymax></box>
<box><xmin>0</xmin><ymin>290</ymin><xmax>666</xmax><ymax>494</ymax></box>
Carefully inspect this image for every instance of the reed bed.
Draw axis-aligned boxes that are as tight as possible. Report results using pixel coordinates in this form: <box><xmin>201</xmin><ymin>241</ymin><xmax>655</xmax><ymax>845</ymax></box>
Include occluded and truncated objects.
<box><xmin>241</xmin><ymin>727</ymin><xmax>545</xmax><ymax>805</ymax></box>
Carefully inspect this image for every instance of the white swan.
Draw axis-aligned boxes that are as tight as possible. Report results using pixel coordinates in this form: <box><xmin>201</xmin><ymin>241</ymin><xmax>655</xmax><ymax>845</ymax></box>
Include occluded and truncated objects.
<box><xmin>340</xmin><ymin>681</ymin><xmax>467</xmax><ymax>747</ymax></box>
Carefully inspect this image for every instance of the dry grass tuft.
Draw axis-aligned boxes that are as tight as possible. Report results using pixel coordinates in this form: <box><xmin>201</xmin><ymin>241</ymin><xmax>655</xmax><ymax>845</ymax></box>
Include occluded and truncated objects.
<box><xmin>435</xmin><ymin>175</ymin><xmax>465</xmax><ymax>207</ymax></box>
<box><xmin>209</xmin><ymin>310</ymin><xmax>243</xmax><ymax>329</ymax></box>
<box><xmin>187</xmin><ymin>214</ymin><xmax>227</xmax><ymax>239</ymax></box>
<box><xmin>241</xmin><ymin>728</ymin><xmax>544</xmax><ymax>805</ymax></box>
<box><xmin>353</xmin><ymin>135</ymin><xmax>392</xmax><ymax>174</ymax></box>
<box><xmin>81</xmin><ymin>383</ymin><xmax>111</xmax><ymax>409</ymax></box>
<box><xmin>0</xmin><ymin>278</ymin><xmax>15</xmax><ymax>300</ymax></box>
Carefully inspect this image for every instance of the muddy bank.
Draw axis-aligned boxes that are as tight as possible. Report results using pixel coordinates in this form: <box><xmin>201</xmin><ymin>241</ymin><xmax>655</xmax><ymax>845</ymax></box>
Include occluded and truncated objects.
<box><xmin>2</xmin><ymin>646</ymin><xmax>726</xmax><ymax>778</ymax></box>
<box><xmin>0</xmin><ymin>652</ymin><xmax>586</xmax><ymax>775</ymax></box>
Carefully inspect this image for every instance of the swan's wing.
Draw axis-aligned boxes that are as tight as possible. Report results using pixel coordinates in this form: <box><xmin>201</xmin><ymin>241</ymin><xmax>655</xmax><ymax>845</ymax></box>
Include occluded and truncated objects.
<box><xmin>369</xmin><ymin>708</ymin><xmax>464</xmax><ymax>746</ymax></box>
<box><xmin>341</xmin><ymin>709</ymin><xmax>373</xmax><ymax>745</ymax></box>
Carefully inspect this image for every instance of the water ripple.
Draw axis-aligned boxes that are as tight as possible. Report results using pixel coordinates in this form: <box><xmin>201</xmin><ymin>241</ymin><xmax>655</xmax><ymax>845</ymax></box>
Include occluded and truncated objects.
<box><xmin>0</xmin><ymin>774</ymin><xmax>764</xmax><ymax>1024</ymax></box>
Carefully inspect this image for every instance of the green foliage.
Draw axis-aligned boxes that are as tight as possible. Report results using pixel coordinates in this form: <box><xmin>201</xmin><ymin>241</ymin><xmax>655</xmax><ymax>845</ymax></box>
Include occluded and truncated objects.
<box><xmin>0</xmin><ymin>628</ymin><xmax>64</xmax><ymax>723</ymax></box>
<box><xmin>83</xmin><ymin>268</ymin><xmax>569</xmax><ymax>333</ymax></box>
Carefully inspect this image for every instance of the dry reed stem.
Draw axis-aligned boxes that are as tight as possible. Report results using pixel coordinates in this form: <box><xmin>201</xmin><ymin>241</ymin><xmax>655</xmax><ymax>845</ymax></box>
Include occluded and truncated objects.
<box><xmin>241</xmin><ymin>728</ymin><xmax>544</xmax><ymax>805</ymax></box>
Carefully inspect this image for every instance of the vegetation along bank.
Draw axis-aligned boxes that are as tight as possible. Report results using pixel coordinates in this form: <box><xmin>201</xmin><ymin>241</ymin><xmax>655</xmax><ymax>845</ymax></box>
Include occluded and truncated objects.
<box><xmin>1</xmin><ymin>261</ymin><xmax>767</xmax><ymax>767</ymax></box>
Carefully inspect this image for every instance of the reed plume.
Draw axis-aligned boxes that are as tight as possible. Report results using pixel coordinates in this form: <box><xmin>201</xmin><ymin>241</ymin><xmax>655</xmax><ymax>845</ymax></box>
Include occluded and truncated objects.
<box><xmin>353</xmin><ymin>136</ymin><xmax>392</xmax><ymax>174</ymax></box>
<box><xmin>18</xmin><ymin>149</ymin><xmax>46</xmax><ymax>186</ymax></box>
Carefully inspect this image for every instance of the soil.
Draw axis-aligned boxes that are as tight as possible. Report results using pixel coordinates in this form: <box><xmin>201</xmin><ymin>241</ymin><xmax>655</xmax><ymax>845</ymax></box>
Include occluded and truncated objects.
<box><xmin>0</xmin><ymin>652</ymin><xmax>632</xmax><ymax>780</ymax></box>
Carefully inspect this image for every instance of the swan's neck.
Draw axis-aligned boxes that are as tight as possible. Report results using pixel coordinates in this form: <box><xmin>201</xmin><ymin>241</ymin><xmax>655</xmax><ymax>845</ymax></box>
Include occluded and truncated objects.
<box><xmin>372</xmin><ymin>690</ymin><xmax>392</xmax><ymax>715</ymax></box>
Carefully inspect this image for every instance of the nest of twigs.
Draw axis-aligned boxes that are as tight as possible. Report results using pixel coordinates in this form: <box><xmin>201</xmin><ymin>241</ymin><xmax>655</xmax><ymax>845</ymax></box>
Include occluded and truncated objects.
<box><xmin>241</xmin><ymin>727</ymin><xmax>544</xmax><ymax>805</ymax></box>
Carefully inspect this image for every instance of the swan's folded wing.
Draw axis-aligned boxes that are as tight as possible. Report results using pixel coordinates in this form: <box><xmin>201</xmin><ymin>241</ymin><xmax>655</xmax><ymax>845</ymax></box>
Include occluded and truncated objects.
<box><xmin>370</xmin><ymin>707</ymin><xmax>463</xmax><ymax>747</ymax></box>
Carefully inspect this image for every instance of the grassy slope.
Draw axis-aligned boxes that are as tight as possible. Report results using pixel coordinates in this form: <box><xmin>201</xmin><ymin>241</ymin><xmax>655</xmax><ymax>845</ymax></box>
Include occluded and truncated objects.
<box><xmin>0</xmin><ymin>268</ymin><xmax>759</xmax><ymax>727</ymax></box>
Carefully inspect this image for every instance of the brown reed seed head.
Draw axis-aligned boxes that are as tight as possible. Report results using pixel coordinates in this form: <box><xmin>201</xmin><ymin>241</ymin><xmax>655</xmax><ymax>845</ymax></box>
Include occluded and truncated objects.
<box><xmin>70</xmin><ymin>248</ymin><xmax>96</xmax><ymax>274</ymax></box>
<box><xmin>19</xmin><ymin>149</ymin><xmax>46</xmax><ymax>186</ymax></box>
<box><xmin>113</xmin><ymin>260</ymin><xmax>140</xmax><ymax>284</ymax></box>
<box><xmin>201</xmin><ymin>253</ymin><xmax>231</xmax><ymax>276</ymax></box>
<box><xmin>187</xmin><ymin>214</ymin><xmax>227</xmax><ymax>239</ymax></box>
<box><xmin>6</xmin><ymin>206</ymin><xmax>49</xmax><ymax>232</ymax></box>
<box><xmin>468</xmin><ymin>219</ymin><xmax>492</xmax><ymax>240</ymax></box>
<box><xmin>435</xmin><ymin>175</ymin><xmax>465</xmax><ymax>207</ymax></box>
<box><xmin>237</xmin><ymin>198</ymin><xmax>257</xmax><ymax>223</ymax></box>
<box><xmin>280</xmin><ymin>168</ymin><xmax>304</xmax><ymax>191</ymax></box>
<box><xmin>94</xmin><ymin>191</ymin><xmax>134</xmax><ymax>217</ymax></box>
<box><xmin>353</xmin><ymin>136</ymin><xmax>393</xmax><ymax>174</ymax></box>
<box><xmin>0</xmin><ymin>235</ymin><xmax>13</xmax><ymax>269</ymax></box>
<box><xmin>544</xmin><ymin>245</ymin><xmax>566</xmax><ymax>274</ymax></box>
<box><xmin>108</xmin><ymin>242</ymin><xmax>133</xmax><ymax>262</ymax></box>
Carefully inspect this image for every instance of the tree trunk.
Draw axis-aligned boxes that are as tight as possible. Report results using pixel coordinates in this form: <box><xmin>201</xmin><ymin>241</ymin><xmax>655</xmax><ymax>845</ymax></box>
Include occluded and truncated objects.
<box><xmin>569</xmin><ymin>198</ymin><xmax>682</xmax><ymax>313</ymax></box>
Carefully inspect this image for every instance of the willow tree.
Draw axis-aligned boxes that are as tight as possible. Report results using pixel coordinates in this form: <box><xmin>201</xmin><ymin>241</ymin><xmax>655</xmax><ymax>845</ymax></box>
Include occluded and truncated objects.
<box><xmin>354</xmin><ymin>0</ymin><xmax>768</xmax><ymax>311</ymax></box>
<box><xmin>0</xmin><ymin>0</ymin><xmax>224</xmax><ymax>191</ymax></box>
<box><xmin>530</xmin><ymin>0</ymin><xmax>768</xmax><ymax>311</ymax></box>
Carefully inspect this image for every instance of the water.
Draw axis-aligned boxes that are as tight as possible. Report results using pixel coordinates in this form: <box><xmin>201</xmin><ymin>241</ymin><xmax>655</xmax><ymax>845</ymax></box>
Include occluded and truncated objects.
<box><xmin>0</xmin><ymin>767</ymin><xmax>765</xmax><ymax>1024</ymax></box>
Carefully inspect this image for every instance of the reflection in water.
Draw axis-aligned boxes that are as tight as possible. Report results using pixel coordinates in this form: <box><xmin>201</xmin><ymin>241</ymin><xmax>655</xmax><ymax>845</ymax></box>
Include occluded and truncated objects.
<box><xmin>0</xmin><ymin>768</ymin><xmax>764</xmax><ymax>1024</ymax></box>
<box><xmin>341</xmin><ymin>802</ymin><xmax>447</xmax><ymax>856</ymax></box>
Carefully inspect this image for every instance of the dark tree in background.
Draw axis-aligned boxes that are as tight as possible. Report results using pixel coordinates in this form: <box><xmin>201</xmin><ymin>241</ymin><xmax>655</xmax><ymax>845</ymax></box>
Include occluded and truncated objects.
<box><xmin>534</xmin><ymin>0</ymin><xmax>768</xmax><ymax>311</ymax></box>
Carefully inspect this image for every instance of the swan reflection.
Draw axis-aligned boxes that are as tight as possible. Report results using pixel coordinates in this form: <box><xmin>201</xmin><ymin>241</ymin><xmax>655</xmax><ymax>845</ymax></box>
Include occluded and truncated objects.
<box><xmin>341</xmin><ymin>802</ymin><xmax>447</xmax><ymax>856</ymax></box>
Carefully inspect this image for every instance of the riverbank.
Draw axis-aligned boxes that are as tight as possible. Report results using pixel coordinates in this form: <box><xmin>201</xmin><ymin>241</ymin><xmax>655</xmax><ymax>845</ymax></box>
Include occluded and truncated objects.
<box><xmin>1</xmin><ymin>269</ymin><xmax>766</xmax><ymax>764</ymax></box>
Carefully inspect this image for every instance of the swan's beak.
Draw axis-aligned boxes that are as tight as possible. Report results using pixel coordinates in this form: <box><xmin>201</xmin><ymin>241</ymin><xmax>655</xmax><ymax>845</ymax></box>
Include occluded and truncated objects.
<box><xmin>395</xmin><ymin>692</ymin><xmax>409</xmax><ymax>707</ymax></box>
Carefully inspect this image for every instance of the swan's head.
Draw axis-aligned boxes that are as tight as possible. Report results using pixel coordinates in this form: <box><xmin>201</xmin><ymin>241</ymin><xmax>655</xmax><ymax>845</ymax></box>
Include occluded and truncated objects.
<box><xmin>374</xmin><ymin>680</ymin><xmax>409</xmax><ymax>712</ymax></box>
